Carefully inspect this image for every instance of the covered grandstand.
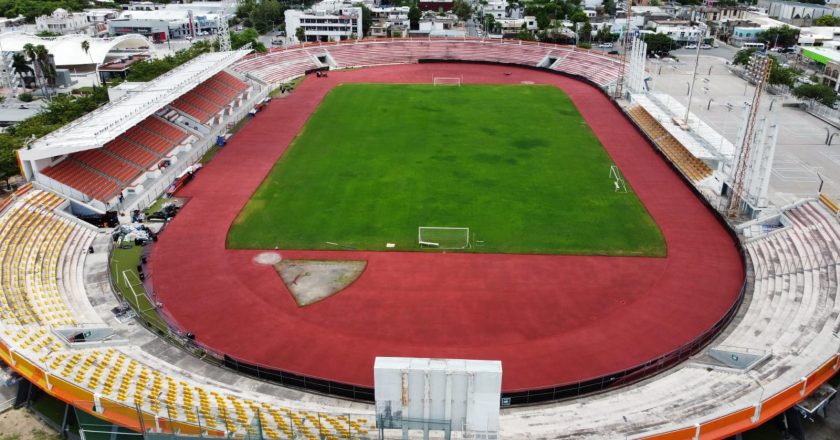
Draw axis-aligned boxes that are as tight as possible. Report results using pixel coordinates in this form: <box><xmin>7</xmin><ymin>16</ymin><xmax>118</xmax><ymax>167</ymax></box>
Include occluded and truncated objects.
<box><xmin>0</xmin><ymin>40</ymin><xmax>836</xmax><ymax>440</ymax></box>
<box><xmin>18</xmin><ymin>49</ymin><xmax>259</xmax><ymax>212</ymax></box>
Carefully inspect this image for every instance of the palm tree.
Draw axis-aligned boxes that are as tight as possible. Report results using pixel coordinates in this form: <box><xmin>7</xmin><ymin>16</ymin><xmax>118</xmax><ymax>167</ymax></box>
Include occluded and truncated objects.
<box><xmin>22</xmin><ymin>43</ymin><xmax>43</xmax><ymax>97</ymax></box>
<box><xmin>10</xmin><ymin>52</ymin><xmax>32</xmax><ymax>88</ymax></box>
<box><xmin>34</xmin><ymin>45</ymin><xmax>55</xmax><ymax>99</ymax></box>
<box><xmin>81</xmin><ymin>40</ymin><xmax>99</xmax><ymax>86</ymax></box>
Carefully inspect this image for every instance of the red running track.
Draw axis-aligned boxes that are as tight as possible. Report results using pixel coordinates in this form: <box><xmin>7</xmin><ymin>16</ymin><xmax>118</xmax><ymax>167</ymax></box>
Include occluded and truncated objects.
<box><xmin>150</xmin><ymin>64</ymin><xmax>744</xmax><ymax>392</ymax></box>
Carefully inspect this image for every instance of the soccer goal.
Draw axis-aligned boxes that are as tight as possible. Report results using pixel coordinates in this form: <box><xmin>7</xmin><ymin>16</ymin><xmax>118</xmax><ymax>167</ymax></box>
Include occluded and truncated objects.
<box><xmin>609</xmin><ymin>165</ymin><xmax>628</xmax><ymax>193</ymax></box>
<box><xmin>433</xmin><ymin>77</ymin><xmax>462</xmax><ymax>86</ymax></box>
<box><xmin>418</xmin><ymin>227</ymin><xmax>470</xmax><ymax>249</ymax></box>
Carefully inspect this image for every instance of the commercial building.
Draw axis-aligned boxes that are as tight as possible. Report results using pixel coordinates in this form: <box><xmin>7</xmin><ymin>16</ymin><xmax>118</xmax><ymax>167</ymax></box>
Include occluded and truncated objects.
<box><xmin>108</xmin><ymin>9</ymin><xmax>221</xmax><ymax>42</ymax></box>
<box><xmin>285</xmin><ymin>6</ymin><xmax>362</xmax><ymax>42</ymax></box>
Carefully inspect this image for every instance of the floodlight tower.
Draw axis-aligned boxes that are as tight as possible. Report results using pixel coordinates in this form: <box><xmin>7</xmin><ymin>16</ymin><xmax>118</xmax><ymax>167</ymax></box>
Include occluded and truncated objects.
<box><xmin>726</xmin><ymin>54</ymin><xmax>771</xmax><ymax>219</ymax></box>
<box><xmin>614</xmin><ymin>0</ymin><xmax>633</xmax><ymax>100</ymax></box>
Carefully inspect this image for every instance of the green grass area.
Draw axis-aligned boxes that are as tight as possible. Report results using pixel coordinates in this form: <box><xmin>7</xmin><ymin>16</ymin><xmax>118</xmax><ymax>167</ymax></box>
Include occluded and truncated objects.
<box><xmin>109</xmin><ymin>244</ymin><xmax>168</xmax><ymax>334</ymax></box>
<box><xmin>229</xmin><ymin>84</ymin><xmax>665</xmax><ymax>256</ymax></box>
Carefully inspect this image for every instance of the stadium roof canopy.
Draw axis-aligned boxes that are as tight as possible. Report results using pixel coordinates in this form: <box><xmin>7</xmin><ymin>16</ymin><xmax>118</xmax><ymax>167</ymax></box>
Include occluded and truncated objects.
<box><xmin>19</xmin><ymin>49</ymin><xmax>251</xmax><ymax>162</ymax></box>
<box><xmin>0</xmin><ymin>32</ymin><xmax>153</xmax><ymax>67</ymax></box>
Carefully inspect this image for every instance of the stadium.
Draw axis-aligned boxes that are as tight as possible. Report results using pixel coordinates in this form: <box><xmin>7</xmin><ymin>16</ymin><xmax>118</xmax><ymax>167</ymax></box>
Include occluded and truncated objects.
<box><xmin>0</xmin><ymin>38</ymin><xmax>838</xmax><ymax>440</ymax></box>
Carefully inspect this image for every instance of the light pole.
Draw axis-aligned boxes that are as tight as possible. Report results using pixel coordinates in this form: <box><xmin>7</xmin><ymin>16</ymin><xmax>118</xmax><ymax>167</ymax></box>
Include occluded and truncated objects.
<box><xmin>684</xmin><ymin>23</ymin><xmax>706</xmax><ymax>125</ymax></box>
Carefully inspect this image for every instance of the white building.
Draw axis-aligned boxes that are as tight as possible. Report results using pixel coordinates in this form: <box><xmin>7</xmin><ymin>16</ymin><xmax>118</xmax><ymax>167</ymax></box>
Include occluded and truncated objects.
<box><xmin>108</xmin><ymin>9</ymin><xmax>221</xmax><ymax>42</ymax></box>
<box><xmin>483</xmin><ymin>0</ymin><xmax>508</xmax><ymax>20</ymax></box>
<box><xmin>285</xmin><ymin>5</ymin><xmax>362</xmax><ymax>42</ymax></box>
<box><xmin>36</xmin><ymin>8</ymin><xmax>90</xmax><ymax>35</ymax></box>
<box><xmin>648</xmin><ymin>20</ymin><xmax>708</xmax><ymax>43</ymax></box>
<box><xmin>370</xmin><ymin>6</ymin><xmax>410</xmax><ymax>37</ymax></box>
<box><xmin>497</xmin><ymin>16</ymin><xmax>538</xmax><ymax>33</ymax></box>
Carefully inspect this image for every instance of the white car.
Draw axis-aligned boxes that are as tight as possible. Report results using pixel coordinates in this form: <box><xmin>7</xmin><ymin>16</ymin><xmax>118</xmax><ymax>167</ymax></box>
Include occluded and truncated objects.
<box><xmin>598</xmin><ymin>42</ymin><xmax>613</xmax><ymax>48</ymax></box>
<box><xmin>685</xmin><ymin>44</ymin><xmax>698</xmax><ymax>49</ymax></box>
<box><xmin>701</xmin><ymin>44</ymin><xmax>712</xmax><ymax>49</ymax></box>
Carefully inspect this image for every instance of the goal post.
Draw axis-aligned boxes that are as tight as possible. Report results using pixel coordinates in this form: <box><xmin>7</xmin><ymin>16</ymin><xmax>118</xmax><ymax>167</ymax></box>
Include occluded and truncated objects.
<box><xmin>609</xmin><ymin>165</ymin><xmax>628</xmax><ymax>193</ymax></box>
<box><xmin>433</xmin><ymin>77</ymin><xmax>462</xmax><ymax>86</ymax></box>
<box><xmin>418</xmin><ymin>227</ymin><xmax>470</xmax><ymax>249</ymax></box>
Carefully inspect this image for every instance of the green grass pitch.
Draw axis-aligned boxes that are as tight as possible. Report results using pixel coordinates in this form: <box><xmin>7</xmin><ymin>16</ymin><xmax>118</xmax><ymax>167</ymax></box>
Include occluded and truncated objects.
<box><xmin>228</xmin><ymin>84</ymin><xmax>665</xmax><ymax>256</ymax></box>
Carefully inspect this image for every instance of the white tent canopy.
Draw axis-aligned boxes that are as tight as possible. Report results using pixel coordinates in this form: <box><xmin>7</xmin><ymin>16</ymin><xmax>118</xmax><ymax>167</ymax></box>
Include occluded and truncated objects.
<box><xmin>0</xmin><ymin>32</ymin><xmax>153</xmax><ymax>67</ymax></box>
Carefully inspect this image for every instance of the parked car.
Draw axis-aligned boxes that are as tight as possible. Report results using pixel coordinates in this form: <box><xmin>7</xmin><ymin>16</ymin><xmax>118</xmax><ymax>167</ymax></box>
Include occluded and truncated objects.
<box><xmin>598</xmin><ymin>42</ymin><xmax>613</xmax><ymax>48</ymax></box>
<box><xmin>701</xmin><ymin>44</ymin><xmax>712</xmax><ymax>49</ymax></box>
<box><xmin>608</xmin><ymin>50</ymin><xmax>619</xmax><ymax>55</ymax></box>
<box><xmin>685</xmin><ymin>44</ymin><xmax>698</xmax><ymax>49</ymax></box>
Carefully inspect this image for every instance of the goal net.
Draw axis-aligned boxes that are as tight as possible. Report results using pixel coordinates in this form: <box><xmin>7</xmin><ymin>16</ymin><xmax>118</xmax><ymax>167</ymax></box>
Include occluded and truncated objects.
<box><xmin>433</xmin><ymin>77</ymin><xmax>462</xmax><ymax>86</ymax></box>
<box><xmin>418</xmin><ymin>227</ymin><xmax>470</xmax><ymax>249</ymax></box>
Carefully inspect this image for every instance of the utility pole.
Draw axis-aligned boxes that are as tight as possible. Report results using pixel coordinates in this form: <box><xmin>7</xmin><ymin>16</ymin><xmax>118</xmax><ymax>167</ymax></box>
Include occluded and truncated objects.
<box><xmin>727</xmin><ymin>54</ymin><xmax>771</xmax><ymax>219</ymax></box>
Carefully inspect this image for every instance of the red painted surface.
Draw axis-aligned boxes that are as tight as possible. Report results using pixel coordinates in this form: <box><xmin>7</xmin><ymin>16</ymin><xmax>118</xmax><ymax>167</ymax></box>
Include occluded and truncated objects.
<box><xmin>149</xmin><ymin>64</ymin><xmax>744</xmax><ymax>391</ymax></box>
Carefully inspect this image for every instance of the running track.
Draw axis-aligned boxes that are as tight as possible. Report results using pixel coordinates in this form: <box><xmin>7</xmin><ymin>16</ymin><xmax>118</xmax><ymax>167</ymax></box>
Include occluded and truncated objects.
<box><xmin>150</xmin><ymin>64</ymin><xmax>744</xmax><ymax>392</ymax></box>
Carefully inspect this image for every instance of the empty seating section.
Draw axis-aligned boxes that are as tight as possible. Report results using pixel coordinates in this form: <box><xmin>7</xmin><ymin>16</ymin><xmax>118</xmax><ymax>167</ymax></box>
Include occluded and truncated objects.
<box><xmin>626</xmin><ymin>105</ymin><xmax>713</xmax><ymax>181</ymax></box>
<box><xmin>170</xmin><ymin>72</ymin><xmax>249</xmax><ymax>122</ymax></box>
<box><xmin>209</xmin><ymin>71</ymin><xmax>249</xmax><ymax>97</ymax></box>
<box><xmin>551</xmin><ymin>51</ymin><xmax>621</xmax><ymax>86</ymax></box>
<box><xmin>143</xmin><ymin>116</ymin><xmax>188</xmax><ymax>144</ymax></box>
<box><xmin>106</xmin><ymin>138</ymin><xmax>158</xmax><ymax>169</ymax></box>
<box><xmin>0</xmin><ymin>190</ymin><xmax>94</xmax><ymax>326</ymax></box>
<box><xmin>41</xmin><ymin>159</ymin><xmax>122</xmax><ymax>202</ymax></box>
<box><xmin>74</xmin><ymin>149</ymin><xmax>142</xmax><ymax>184</ymax></box>
<box><xmin>38</xmin><ymin>115</ymin><xmax>190</xmax><ymax>203</ymax></box>
<box><xmin>232</xmin><ymin>50</ymin><xmax>321</xmax><ymax>84</ymax></box>
<box><xmin>0</xmin><ymin>189</ymin><xmax>376</xmax><ymax>437</ymax></box>
<box><xmin>231</xmin><ymin>40</ymin><xmax>623</xmax><ymax>88</ymax></box>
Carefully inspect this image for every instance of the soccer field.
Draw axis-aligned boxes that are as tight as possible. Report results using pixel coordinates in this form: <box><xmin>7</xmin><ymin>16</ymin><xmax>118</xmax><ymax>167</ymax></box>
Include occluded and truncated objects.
<box><xmin>228</xmin><ymin>84</ymin><xmax>665</xmax><ymax>256</ymax></box>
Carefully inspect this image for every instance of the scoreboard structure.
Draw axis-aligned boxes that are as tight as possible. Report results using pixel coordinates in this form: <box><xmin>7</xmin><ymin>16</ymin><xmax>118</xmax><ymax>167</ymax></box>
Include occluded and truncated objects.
<box><xmin>374</xmin><ymin>357</ymin><xmax>502</xmax><ymax>438</ymax></box>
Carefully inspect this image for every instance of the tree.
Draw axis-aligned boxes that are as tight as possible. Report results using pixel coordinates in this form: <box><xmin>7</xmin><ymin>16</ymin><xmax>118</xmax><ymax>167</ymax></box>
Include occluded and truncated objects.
<box><xmin>516</xmin><ymin>28</ymin><xmax>535</xmax><ymax>41</ymax></box>
<box><xmin>126</xmin><ymin>41</ymin><xmax>212</xmax><ymax>82</ymax></box>
<box><xmin>217</xmin><ymin>28</ymin><xmax>267</xmax><ymax>52</ymax></box>
<box><xmin>602</xmin><ymin>0</ymin><xmax>616</xmax><ymax>16</ymax></box>
<box><xmin>578</xmin><ymin>21</ymin><xmax>592</xmax><ymax>44</ymax></box>
<box><xmin>249</xmin><ymin>0</ymin><xmax>284</xmax><ymax>34</ymax></box>
<box><xmin>356</xmin><ymin>3</ymin><xmax>372</xmax><ymax>36</ymax></box>
<box><xmin>643</xmin><ymin>33</ymin><xmax>675</xmax><ymax>55</ymax></box>
<box><xmin>733</xmin><ymin>48</ymin><xmax>757</xmax><ymax>65</ymax></box>
<box><xmin>409</xmin><ymin>5</ymin><xmax>421</xmax><ymax>30</ymax></box>
<box><xmin>22</xmin><ymin>43</ymin><xmax>45</xmax><ymax>99</ymax></box>
<box><xmin>452</xmin><ymin>0</ymin><xmax>472</xmax><ymax>21</ymax></box>
<box><xmin>768</xmin><ymin>58</ymin><xmax>799</xmax><ymax>87</ymax></box>
<box><xmin>81</xmin><ymin>40</ymin><xmax>99</xmax><ymax>86</ymax></box>
<box><xmin>484</xmin><ymin>13</ymin><xmax>499</xmax><ymax>34</ymax></box>
<box><xmin>296</xmin><ymin>26</ymin><xmax>306</xmax><ymax>43</ymax></box>
<box><xmin>815</xmin><ymin>15</ymin><xmax>840</xmax><ymax>26</ymax></box>
<box><xmin>535</xmin><ymin>9</ymin><xmax>550</xmax><ymax>30</ymax></box>
<box><xmin>595</xmin><ymin>26</ymin><xmax>615</xmax><ymax>42</ymax></box>
<box><xmin>570</xmin><ymin>10</ymin><xmax>588</xmax><ymax>23</ymax></box>
<box><xmin>793</xmin><ymin>83</ymin><xmax>837</xmax><ymax>107</ymax></box>
<box><xmin>758</xmin><ymin>25</ymin><xmax>799</xmax><ymax>48</ymax></box>
<box><xmin>10</xmin><ymin>52</ymin><xmax>32</xmax><ymax>87</ymax></box>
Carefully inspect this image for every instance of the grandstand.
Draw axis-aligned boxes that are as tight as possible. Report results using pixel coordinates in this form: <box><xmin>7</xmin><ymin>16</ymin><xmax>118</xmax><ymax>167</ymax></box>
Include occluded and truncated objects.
<box><xmin>231</xmin><ymin>39</ymin><xmax>624</xmax><ymax>88</ymax></box>
<box><xmin>18</xmin><ymin>50</ymin><xmax>258</xmax><ymax>213</ymax></box>
<box><xmin>0</xmin><ymin>40</ymin><xmax>837</xmax><ymax>440</ymax></box>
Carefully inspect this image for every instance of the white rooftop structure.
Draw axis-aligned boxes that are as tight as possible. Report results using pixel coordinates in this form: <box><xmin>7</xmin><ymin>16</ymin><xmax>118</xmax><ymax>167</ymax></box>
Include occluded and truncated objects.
<box><xmin>0</xmin><ymin>32</ymin><xmax>152</xmax><ymax>66</ymax></box>
<box><xmin>633</xmin><ymin>93</ymin><xmax>736</xmax><ymax>161</ymax></box>
<box><xmin>19</xmin><ymin>49</ymin><xmax>251</xmax><ymax>162</ymax></box>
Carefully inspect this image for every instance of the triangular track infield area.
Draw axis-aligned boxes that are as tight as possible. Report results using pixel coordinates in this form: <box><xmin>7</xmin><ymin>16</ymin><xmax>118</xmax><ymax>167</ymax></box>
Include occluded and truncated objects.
<box><xmin>150</xmin><ymin>63</ymin><xmax>744</xmax><ymax>394</ymax></box>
